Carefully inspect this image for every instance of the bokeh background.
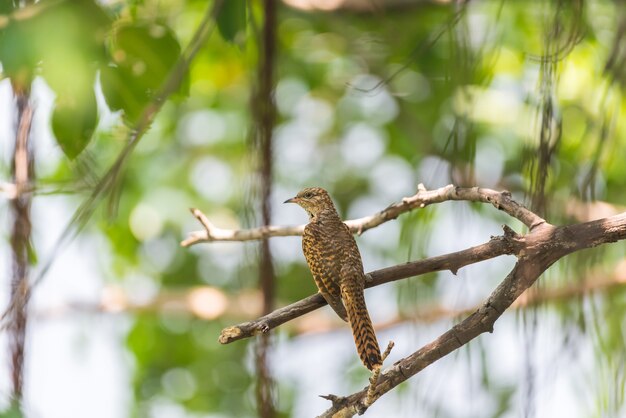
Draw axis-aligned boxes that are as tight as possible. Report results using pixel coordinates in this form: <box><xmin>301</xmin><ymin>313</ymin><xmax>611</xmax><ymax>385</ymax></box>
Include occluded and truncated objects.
<box><xmin>1</xmin><ymin>0</ymin><xmax>626</xmax><ymax>417</ymax></box>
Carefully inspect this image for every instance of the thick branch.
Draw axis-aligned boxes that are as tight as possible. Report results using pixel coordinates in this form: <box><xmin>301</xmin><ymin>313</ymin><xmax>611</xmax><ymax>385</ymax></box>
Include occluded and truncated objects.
<box><xmin>318</xmin><ymin>214</ymin><xmax>626</xmax><ymax>415</ymax></box>
<box><xmin>204</xmin><ymin>183</ymin><xmax>626</xmax><ymax>414</ymax></box>
<box><xmin>182</xmin><ymin>185</ymin><xmax>544</xmax><ymax>246</ymax></box>
<box><xmin>218</xmin><ymin>229</ymin><xmax>522</xmax><ymax>344</ymax></box>
<box><xmin>317</xmin><ymin>262</ymin><xmax>542</xmax><ymax>417</ymax></box>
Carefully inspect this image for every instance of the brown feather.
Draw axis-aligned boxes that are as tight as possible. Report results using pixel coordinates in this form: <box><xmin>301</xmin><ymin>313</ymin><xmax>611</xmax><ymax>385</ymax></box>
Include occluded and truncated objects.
<box><xmin>340</xmin><ymin>264</ymin><xmax>382</xmax><ymax>370</ymax></box>
<box><xmin>303</xmin><ymin>222</ymin><xmax>348</xmax><ymax>321</ymax></box>
<box><xmin>291</xmin><ymin>187</ymin><xmax>382</xmax><ymax>370</ymax></box>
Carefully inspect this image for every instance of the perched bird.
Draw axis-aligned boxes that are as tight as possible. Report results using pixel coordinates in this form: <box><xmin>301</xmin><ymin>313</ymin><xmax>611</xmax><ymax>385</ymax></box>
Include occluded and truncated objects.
<box><xmin>284</xmin><ymin>187</ymin><xmax>382</xmax><ymax>371</ymax></box>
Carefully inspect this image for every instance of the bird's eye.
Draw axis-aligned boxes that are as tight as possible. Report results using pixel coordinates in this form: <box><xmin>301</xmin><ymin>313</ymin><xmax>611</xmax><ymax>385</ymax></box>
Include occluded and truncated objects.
<box><xmin>303</xmin><ymin>192</ymin><xmax>313</xmax><ymax>199</ymax></box>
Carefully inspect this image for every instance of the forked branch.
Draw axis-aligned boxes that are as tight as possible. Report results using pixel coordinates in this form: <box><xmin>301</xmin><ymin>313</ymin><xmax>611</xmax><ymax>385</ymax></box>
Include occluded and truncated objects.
<box><xmin>186</xmin><ymin>185</ymin><xmax>626</xmax><ymax>416</ymax></box>
<box><xmin>318</xmin><ymin>212</ymin><xmax>626</xmax><ymax>416</ymax></box>
<box><xmin>181</xmin><ymin>184</ymin><xmax>545</xmax><ymax>247</ymax></box>
<box><xmin>218</xmin><ymin>229</ymin><xmax>522</xmax><ymax>344</ymax></box>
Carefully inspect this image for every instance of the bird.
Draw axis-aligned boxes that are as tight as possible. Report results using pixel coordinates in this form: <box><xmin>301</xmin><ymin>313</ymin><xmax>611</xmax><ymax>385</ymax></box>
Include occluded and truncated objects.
<box><xmin>284</xmin><ymin>187</ymin><xmax>382</xmax><ymax>371</ymax></box>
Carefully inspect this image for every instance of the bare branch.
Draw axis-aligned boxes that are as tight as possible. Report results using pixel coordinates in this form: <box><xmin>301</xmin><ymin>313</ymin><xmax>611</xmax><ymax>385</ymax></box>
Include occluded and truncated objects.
<box><xmin>348</xmin><ymin>185</ymin><xmax>544</xmax><ymax>234</ymax></box>
<box><xmin>218</xmin><ymin>230</ymin><xmax>522</xmax><ymax>344</ymax></box>
<box><xmin>182</xmin><ymin>185</ymin><xmax>544</xmax><ymax>246</ymax></box>
<box><xmin>181</xmin><ymin>208</ymin><xmax>305</xmax><ymax>245</ymax></box>
<box><xmin>318</xmin><ymin>214</ymin><xmax>626</xmax><ymax>415</ymax></box>
<box><xmin>187</xmin><ymin>183</ymin><xmax>626</xmax><ymax>414</ymax></box>
<box><xmin>317</xmin><ymin>263</ymin><xmax>539</xmax><ymax>417</ymax></box>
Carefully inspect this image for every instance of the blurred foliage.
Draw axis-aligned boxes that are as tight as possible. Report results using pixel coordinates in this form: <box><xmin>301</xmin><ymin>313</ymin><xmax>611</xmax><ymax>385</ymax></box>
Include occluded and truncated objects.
<box><xmin>0</xmin><ymin>403</ymin><xmax>23</xmax><ymax>418</ymax></box>
<box><xmin>0</xmin><ymin>0</ymin><xmax>111</xmax><ymax>158</ymax></box>
<box><xmin>100</xmin><ymin>23</ymin><xmax>183</xmax><ymax>125</ymax></box>
<box><xmin>216</xmin><ymin>0</ymin><xmax>247</xmax><ymax>43</ymax></box>
<box><xmin>2</xmin><ymin>0</ymin><xmax>626</xmax><ymax>417</ymax></box>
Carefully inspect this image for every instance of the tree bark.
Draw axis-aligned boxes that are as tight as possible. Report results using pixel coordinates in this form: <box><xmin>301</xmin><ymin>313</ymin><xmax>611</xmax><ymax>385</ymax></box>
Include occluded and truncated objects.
<box><xmin>9</xmin><ymin>90</ymin><xmax>34</xmax><ymax>402</ymax></box>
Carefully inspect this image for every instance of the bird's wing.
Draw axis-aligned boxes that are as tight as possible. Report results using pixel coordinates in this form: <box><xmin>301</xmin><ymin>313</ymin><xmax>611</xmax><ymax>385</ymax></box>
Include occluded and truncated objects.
<box><xmin>302</xmin><ymin>224</ymin><xmax>348</xmax><ymax>321</ymax></box>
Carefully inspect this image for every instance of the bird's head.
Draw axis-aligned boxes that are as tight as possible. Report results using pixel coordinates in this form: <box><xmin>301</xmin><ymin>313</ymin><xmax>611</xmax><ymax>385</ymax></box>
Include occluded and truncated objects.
<box><xmin>284</xmin><ymin>187</ymin><xmax>337</xmax><ymax>219</ymax></box>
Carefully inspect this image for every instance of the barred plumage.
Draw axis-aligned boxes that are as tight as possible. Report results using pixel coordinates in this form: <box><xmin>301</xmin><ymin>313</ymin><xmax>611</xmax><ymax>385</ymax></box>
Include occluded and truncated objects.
<box><xmin>285</xmin><ymin>187</ymin><xmax>382</xmax><ymax>370</ymax></box>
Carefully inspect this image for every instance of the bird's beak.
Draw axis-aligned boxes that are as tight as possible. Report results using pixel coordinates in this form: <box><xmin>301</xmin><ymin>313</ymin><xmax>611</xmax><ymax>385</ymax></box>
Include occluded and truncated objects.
<box><xmin>284</xmin><ymin>196</ymin><xmax>297</xmax><ymax>204</ymax></box>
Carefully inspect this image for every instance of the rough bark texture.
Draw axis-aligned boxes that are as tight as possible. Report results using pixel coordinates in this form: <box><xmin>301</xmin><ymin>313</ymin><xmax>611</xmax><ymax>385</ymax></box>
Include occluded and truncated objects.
<box><xmin>218</xmin><ymin>227</ymin><xmax>521</xmax><ymax>344</ymax></box>
<box><xmin>317</xmin><ymin>215</ymin><xmax>626</xmax><ymax>416</ymax></box>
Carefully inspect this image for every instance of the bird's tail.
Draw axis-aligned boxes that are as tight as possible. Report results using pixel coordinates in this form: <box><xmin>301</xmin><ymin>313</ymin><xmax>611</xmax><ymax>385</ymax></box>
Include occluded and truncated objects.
<box><xmin>341</xmin><ymin>280</ymin><xmax>382</xmax><ymax>371</ymax></box>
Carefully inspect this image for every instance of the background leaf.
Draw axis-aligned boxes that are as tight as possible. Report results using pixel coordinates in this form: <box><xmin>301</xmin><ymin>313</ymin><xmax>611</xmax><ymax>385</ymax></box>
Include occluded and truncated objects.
<box><xmin>216</xmin><ymin>0</ymin><xmax>246</xmax><ymax>43</ymax></box>
<box><xmin>51</xmin><ymin>87</ymin><xmax>98</xmax><ymax>159</ymax></box>
<box><xmin>100</xmin><ymin>24</ymin><xmax>182</xmax><ymax>124</ymax></box>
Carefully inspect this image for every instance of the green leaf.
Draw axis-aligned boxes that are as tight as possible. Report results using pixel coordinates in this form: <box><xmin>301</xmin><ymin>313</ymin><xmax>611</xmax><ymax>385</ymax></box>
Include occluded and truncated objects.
<box><xmin>100</xmin><ymin>64</ymin><xmax>146</xmax><ymax>123</ymax></box>
<box><xmin>52</xmin><ymin>87</ymin><xmax>98</xmax><ymax>159</ymax></box>
<box><xmin>100</xmin><ymin>23</ymin><xmax>181</xmax><ymax>124</ymax></box>
<box><xmin>0</xmin><ymin>0</ymin><xmax>110</xmax><ymax>90</ymax></box>
<box><xmin>0</xmin><ymin>17</ymin><xmax>38</xmax><ymax>88</ymax></box>
<box><xmin>216</xmin><ymin>0</ymin><xmax>246</xmax><ymax>43</ymax></box>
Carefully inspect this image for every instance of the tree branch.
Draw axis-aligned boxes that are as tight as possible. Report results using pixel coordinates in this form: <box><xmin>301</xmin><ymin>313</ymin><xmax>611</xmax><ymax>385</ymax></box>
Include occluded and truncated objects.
<box><xmin>182</xmin><ymin>208</ymin><xmax>304</xmax><ymax>245</ymax></box>
<box><xmin>214</xmin><ymin>186</ymin><xmax>537</xmax><ymax>343</ymax></box>
<box><xmin>318</xmin><ymin>214</ymin><xmax>626</xmax><ymax>416</ymax></box>
<box><xmin>182</xmin><ymin>185</ymin><xmax>544</xmax><ymax>246</ymax></box>
<box><xmin>193</xmin><ymin>183</ymin><xmax>626</xmax><ymax>415</ymax></box>
<box><xmin>184</xmin><ymin>182</ymin><xmax>626</xmax><ymax>414</ymax></box>
<box><xmin>218</xmin><ymin>228</ymin><xmax>522</xmax><ymax>344</ymax></box>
